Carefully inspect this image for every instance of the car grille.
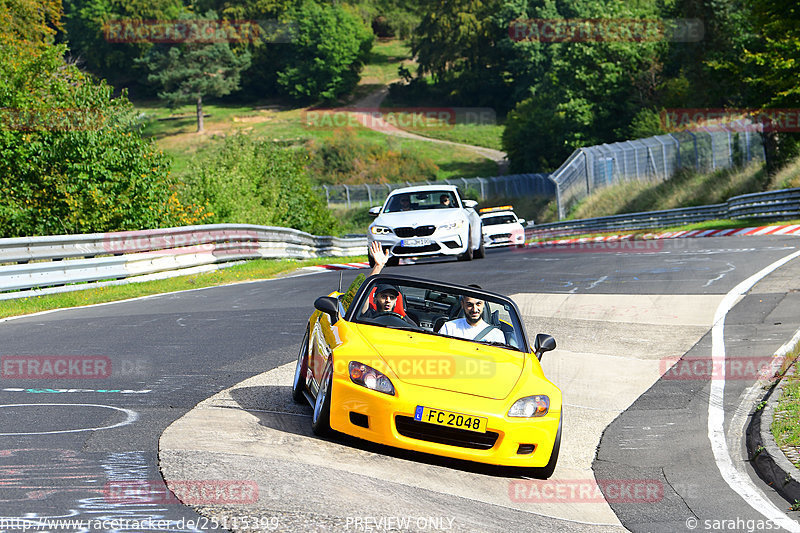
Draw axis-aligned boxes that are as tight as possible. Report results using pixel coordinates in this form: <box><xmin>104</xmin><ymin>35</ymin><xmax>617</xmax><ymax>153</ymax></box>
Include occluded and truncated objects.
<box><xmin>393</xmin><ymin>244</ymin><xmax>440</xmax><ymax>255</ymax></box>
<box><xmin>395</xmin><ymin>226</ymin><xmax>436</xmax><ymax>238</ymax></box>
<box><xmin>395</xmin><ymin>416</ymin><xmax>499</xmax><ymax>450</ymax></box>
<box><xmin>490</xmin><ymin>233</ymin><xmax>511</xmax><ymax>240</ymax></box>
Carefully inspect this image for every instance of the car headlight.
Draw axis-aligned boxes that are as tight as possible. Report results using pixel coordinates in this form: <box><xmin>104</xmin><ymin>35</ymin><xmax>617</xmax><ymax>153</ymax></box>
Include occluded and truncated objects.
<box><xmin>370</xmin><ymin>225</ymin><xmax>391</xmax><ymax>235</ymax></box>
<box><xmin>349</xmin><ymin>361</ymin><xmax>395</xmax><ymax>395</ymax></box>
<box><xmin>508</xmin><ymin>395</ymin><xmax>549</xmax><ymax>417</ymax></box>
<box><xmin>439</xmin><ymin>220</ymin><xmax>464</xmax><ymax>231</ymax></box>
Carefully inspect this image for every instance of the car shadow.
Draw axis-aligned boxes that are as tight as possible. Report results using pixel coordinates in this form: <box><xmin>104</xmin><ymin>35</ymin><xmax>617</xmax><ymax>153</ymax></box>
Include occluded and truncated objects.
<box><xmin>229</xmin><ymin>384</ymin><xmax>533</xmax><ymax>479</ymax></box>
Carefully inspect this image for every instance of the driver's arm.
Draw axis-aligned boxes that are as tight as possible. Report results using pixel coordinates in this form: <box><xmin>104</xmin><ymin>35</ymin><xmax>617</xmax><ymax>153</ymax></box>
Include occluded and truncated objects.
<box><xmin>361</xmin><ymin>242</ymin><xmax>389</xmax><ymax>314</ymax></box>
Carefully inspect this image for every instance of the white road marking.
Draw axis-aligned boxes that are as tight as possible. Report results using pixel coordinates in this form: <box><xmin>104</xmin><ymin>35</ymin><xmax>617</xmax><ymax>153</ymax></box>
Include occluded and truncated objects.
<box><xmin>708</xmin><ymin>249</ymin><xmax>800</xmax><ymax>532</ymax></box>
<box><xmin>586</xmin><ymin>276</ymin><xmax>608</xmax><ymax>290</ymax></box>
<box><xmin>703</xmin><ymin>262</ymin><xmax>736</xmax><ymax>287</ymax></box>
<box><xmin>0</xmin><ymin>403</ymin><xmax>138</xmax><ymax>435</ymax></box>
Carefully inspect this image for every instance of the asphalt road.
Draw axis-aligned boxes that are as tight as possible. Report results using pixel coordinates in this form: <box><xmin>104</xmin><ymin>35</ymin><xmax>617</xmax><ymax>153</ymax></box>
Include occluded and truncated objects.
<box><xmin>0</xmin><ymin>235</ymin><xmax>799</xmax><ymax>532</ymax></box>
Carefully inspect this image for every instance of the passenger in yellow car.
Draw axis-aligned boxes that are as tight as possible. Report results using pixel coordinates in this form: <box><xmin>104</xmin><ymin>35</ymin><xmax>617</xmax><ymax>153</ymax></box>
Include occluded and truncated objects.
<box><xmin>440</xmin><ymin>296</ymin><xmax>504</xmax><ymax>342</ymax></box>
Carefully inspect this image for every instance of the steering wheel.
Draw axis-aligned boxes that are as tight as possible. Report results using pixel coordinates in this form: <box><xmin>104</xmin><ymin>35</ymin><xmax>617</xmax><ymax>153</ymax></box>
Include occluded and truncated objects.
<box><xmin>369</xmin><ymin>311</ymin><xmax>418</xmax><ymax>329</ymax></box>
<box><xmin>375</xmin><ymin>311</ymin><xmax>404</xmax><ymax>319</ymax></box>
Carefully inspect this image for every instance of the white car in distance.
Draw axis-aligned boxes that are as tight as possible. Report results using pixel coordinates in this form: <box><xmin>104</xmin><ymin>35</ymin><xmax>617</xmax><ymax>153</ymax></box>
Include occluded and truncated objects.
<box><xmin>367</xmin><ymin>185</ymin><xmax>484</xmax><ymax>266</ymax></box>
<box><xmin>480</xmin><ymin>206</ymin><xmax>527</xmax><ymax>248</ymax></box>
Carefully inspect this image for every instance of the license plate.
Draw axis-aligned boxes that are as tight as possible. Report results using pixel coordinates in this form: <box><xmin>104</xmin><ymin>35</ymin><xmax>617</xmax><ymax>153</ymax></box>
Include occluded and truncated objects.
<box><xmin>401</xmin><ymin>238</ymin><xmax>432</xmax><ymax>247</ymax></box>
<box><xmin>414</xmin><ymin>406</ymin><xmax>487</xmax><ymax>433</ymax></box>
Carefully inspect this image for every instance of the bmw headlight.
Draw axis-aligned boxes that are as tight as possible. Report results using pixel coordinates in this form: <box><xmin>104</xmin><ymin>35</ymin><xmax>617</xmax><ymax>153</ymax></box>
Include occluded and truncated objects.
<box><xmin>349</xmin><ymin>361</ymin><xmax>395</xmax><ymax>395</ymax></box>
<box><xmin>370</xmin><ymin>225</ymin><xmax>391</xmax><ymax>235</ymax></box>
<box><xmin>508</xmin><ymin>395</ymin><xmax>549</xmax><ymax>417</ymax></box>
<box><xmin>439</xmin><ymin>220</ymin><xmax>464</xmax><ymax>231</ymax></box>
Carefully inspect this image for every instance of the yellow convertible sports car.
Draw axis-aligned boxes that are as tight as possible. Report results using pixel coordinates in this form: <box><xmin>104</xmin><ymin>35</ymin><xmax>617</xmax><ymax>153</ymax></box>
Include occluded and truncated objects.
<box><xmin>292</xmin><ymin>274</ymin><xmax>562</xmax><ymax>478</ymax></box>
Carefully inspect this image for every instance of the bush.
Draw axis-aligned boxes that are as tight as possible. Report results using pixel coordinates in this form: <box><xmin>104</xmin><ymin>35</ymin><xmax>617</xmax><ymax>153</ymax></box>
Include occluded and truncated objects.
<box><xmin>305</xmin><ymin>128</ymin><xmax>438</xmax><ymax>184</ymax></box>
<box><xmin>180</xmin><ymin>134</ymin><xmax>338</xmax><ymax>236</ymax></box>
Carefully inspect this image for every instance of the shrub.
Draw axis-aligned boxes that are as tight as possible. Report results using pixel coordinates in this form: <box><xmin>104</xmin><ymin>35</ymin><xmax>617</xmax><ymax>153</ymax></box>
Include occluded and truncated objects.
<box><xmin>305</xmin><ymin>128</ymin><xmax>438</xmax><ymax>184</ymax></box>
<box><xmin>180</xmin><ymin>134</ymin><xmax>338</xmax><ymax>236</ymax></box>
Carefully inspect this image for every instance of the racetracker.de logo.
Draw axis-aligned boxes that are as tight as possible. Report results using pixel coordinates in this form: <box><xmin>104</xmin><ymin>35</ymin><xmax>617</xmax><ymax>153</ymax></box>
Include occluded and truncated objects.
<box><xmin>102</xmin><ymin>19</ymin><xmax>290</xmax><ymax>44</ymax></box>
<box><xmin>102</xmin><ymin>229</ymin><xmax>259</xmax><ymax>256</ymax></box>
<box><xmin>508</xmin><ymin>18</ymin><xmax>703</xmax><ymax>42</ymax></box>
<box><xmin>104</xmin><ymin>480</ymin><xmax>259</xmax><ymax>505</ymax></box>
<box><xmin>302</xmin><ymin>107</ymin><xmax>496</xmax><ymax>132</ymax></box>
<box><xmin>509</xmin><ymin>479</ymin><xmax>663</xmax><ymax>503</ymax></box>
<box><xmin>661</xmin><ymin>108</ymin><xmax>800</xmax><ymax>133</ymax></box>
<box><xmin>659</xmin><ymin>356</ymin><xmax>782</xmax><ymax>381</ymax></box>
<box><xmin>2</xmin><ymin>356</ymin><xmax>111</xmax><ymax>379</ymax></box>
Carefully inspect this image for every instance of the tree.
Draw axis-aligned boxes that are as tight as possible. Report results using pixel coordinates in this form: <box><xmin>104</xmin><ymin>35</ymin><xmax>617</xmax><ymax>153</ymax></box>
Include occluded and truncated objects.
<box><xmin>276</xmin><ymin>1</ymin><xmax>373</xmax><ymax>102</ymax></box>
<box><xmin>140</xmin><ymin>14</ymin><xmax>251</xmax><ymax>132</ymax></box>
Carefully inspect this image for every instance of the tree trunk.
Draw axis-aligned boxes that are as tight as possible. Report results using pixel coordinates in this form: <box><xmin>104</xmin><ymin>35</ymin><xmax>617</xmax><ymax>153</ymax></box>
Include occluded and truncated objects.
<box><xmin>196</xmin><ymin>95</ymin><xmax>204</xmax><ymax>133</ymax></box>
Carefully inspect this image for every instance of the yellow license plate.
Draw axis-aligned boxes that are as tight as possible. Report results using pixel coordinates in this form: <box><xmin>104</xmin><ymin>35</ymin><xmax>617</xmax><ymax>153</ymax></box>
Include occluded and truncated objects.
<box><xmin>414</xmin><ymin>406</ymin><xmax>487</xmax><ymax>433</ymax></box>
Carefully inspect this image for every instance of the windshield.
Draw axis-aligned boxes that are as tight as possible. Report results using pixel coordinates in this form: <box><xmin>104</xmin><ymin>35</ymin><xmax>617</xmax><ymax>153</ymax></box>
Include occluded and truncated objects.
<box><xmin>383</xmin><ymin>191</ymin><xmax>458</xmax><ymax>213</ymax></box>
<box><xmin>482</xmin><ymin>214</ymin><xmax>517</xmax><ymax>225</ymax></box>
<box><xmin>352</xmin><ymin>278</ymin><xmax>527</xmax><ymax>352</ymax></box>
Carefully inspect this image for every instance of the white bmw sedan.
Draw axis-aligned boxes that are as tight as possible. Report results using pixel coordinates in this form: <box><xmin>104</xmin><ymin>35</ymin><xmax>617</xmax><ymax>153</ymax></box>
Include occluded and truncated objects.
<box><xmin>367</xmin><ymin>185</ymin><xmax>484</xmax><ymax>266</ymax></box>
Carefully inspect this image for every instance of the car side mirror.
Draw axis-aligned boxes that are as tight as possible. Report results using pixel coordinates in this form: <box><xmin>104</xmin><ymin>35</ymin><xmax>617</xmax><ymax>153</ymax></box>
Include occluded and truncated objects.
<box><xmin>518</xmin><ymin>218</ymin><xmax>526</xmax><ymax>225</ymax></box>
<box><xmin>463</xmin><ymin>200</ymin><xmax>478</xmax><ymax>209</ymax></box>
<box><xmin>533</xmin><ymin>334</ymin><xmax>556</xmax><ymax>361</ymax></box>
<box><xmin>314</xmin><ymin>296</ymin><xmax>340</xmax><ymax>323</ymax></box>
<box><xmin>368</xmin><ymin>206</ymin><xmax>381</xmax><ymax>217</ymax></box>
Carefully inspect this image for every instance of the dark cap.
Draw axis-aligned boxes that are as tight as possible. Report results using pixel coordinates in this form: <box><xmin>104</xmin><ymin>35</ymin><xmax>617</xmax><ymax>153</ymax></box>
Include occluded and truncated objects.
<box><xmin>375</xmin><ymin>283</ymin><xmax>400</xmax><ymax>296</ymax></box>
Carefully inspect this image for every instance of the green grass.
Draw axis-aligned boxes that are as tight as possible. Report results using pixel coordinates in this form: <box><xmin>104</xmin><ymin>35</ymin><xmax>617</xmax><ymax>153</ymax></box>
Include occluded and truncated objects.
<box><xmin>567</xmin><ymin>161</ymin><xmax>769</xmax><ymax>221</ymax></box>
<box><xmin>0</xmin><ymin>256</ymin><xmax>365</xmax><ymax>320</ymax></box>
<box><xmin>771</xmin><ymin>342</ymin><xmax>800</xmax><ymax>468</ymax></box>
<box><xmin>360</xmin><ymin>39</ymin><xmax>414</xmax><ymax>85</ymax></box>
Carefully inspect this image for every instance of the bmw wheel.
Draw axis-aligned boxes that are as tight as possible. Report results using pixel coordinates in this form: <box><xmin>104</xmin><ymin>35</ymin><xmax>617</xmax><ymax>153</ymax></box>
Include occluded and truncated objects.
<box><xmin>458</xmin><ymin>231</ymin><xmax>474</xmax><ymax>261</ymax></box>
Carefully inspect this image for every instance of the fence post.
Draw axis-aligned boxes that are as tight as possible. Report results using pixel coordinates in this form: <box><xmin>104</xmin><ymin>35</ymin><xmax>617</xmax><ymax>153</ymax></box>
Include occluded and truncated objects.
<box><xmin>322</xmin><ymin>185</ymin><xmax>330</xmax><ymax>206</ymax></box>
<box><xmin>583</xmin><ymin>149</ymin><xmax>591</xmax><ymax>195</ymax></box>
<box><xmin>654</xmin><ymin>136</ymin><xmax>669</xmax><ymax>179</ymax></box>
<box><xmin>366</xmin><ymin>184</ymin><xmax>372</xmax><ymax>206</ymax></box>
<box><xmin>669</xmin><ymin>133</ymin><xmax>682</xmax><ymax>169</ymax></box>
<box><xmin>477</xmin><ymin>177</ymin><xmax>486</xmax><ymax>199</ymax></box>
<box><xmin>344</xmin><ymin>185</ymin><xmax>351</xmax><ymax>209</ymax></box>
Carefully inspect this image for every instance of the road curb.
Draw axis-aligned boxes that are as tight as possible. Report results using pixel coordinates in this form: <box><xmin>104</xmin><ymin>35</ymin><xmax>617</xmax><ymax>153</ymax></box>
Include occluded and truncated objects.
<box><xmin>526</xmin><ymin>223</ymin><xmax>800</xmax><ymax>248</ymax></box>
<box><xmin>747</xmin><ymin>367</ymin><xmax>800</xmax><ymax>509</ymax></box>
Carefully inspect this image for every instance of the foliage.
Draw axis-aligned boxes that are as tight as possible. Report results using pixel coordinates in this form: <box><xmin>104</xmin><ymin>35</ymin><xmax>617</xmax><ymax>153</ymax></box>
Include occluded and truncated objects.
<box><xmin>0</xmin><ymin>7</ymin><xmax>205</xmax><ymax>238</ymax></box>
<box><xmin>304</xmin><ymin>128</ymin><xmax>438</xmax><ymax>185</ymax></box>
<box><xmin>180</xmin><ymin>134</ymin><xmax>338</xmax><ymax>235</ymax></box>
<box><xmin>276</xmin><ymin>1</ymin><xmax>373</xmax><ymax>102</ymax></box>
<box><xmin>61</xmin><ymin>0</ymin><xmax>184</xmax><ymax>89</ymax></box>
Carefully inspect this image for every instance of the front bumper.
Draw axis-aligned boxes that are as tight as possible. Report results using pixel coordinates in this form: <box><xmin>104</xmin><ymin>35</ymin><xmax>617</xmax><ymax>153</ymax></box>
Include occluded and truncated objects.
<box><xmin>483</xmin><ymin>230</ymin><xmax>525</xmax><ymax>248</ymax></box>
<box><xmin>369</xmin><ymin>233</ymin><xmax>467</xmax><ymax>257</ymax></box>
<box><xmin>329</xmin><ymin>374</ymin><xmax>560</xmax><ymax>468</ymax></box>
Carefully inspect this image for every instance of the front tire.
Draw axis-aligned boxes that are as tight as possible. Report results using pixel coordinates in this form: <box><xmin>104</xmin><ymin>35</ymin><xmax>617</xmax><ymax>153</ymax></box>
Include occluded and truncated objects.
<box><xmin>311</xmin><ymin>363</ymin><xmax>333</xmax><ymax>436</ymax></box>
<box><xmin>474</xmin><ymin>238</ymin><xmax>485</xmax><ymax>259</ymax></box>
<box><xmin>292</xmin><ymin>331</ymin><xmax>309</xmax><ymax>404</ymax></box>
<box><xmin>457</xmin><ymin>230</ymin><xmax>474</xmax><ymax>261</ymax></box>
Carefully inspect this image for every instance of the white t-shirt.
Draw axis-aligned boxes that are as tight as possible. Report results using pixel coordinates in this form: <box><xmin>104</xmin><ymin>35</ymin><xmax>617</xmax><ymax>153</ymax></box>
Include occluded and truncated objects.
<box><xmin>440</xmin><ymin>317</ymin><xmax>505</xmax><ymax>343</ymax></box>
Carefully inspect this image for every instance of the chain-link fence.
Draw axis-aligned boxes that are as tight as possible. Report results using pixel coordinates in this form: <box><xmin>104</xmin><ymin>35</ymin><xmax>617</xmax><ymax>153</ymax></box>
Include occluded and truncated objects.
<box><xmin>551</xmin><ymin>125</ymin><xmax>766</xmax><ymax>219</ymax></box>
<box><xmin>321</xmin><ymin>174</ymin><xmax>555</xmax><ymax>208</ymax></box>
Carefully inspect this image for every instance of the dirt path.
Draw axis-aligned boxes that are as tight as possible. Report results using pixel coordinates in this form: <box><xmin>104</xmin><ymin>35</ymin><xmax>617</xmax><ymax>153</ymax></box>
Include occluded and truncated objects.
<box><xmin>350</xmin><ymin>83</ymin><xmax>509</xmax><ymax>173</ymax></box>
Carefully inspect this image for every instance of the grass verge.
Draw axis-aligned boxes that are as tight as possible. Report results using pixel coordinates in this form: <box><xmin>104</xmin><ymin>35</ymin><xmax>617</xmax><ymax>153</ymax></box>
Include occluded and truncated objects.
<box><xmin>771</xmin><ymin>341</ymin><xmax>800</xmax><ymax>469</ymax></box>
<box><xmin>0</xmin><ymin>256</ymin><xmax>366</xmax><ymax>320</ymax></box>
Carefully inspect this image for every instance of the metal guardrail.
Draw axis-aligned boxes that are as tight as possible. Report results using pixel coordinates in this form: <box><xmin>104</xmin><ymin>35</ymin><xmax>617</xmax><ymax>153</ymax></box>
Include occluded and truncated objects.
<box><xmin>0</xmin><ymin>224</ymin><xmax>367</xmax><ymax>298</ymax></box>
<box><xmin>527</xmin><ymin>187</ymin><xmax>800</xmax><ymax>237</ymax></box>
